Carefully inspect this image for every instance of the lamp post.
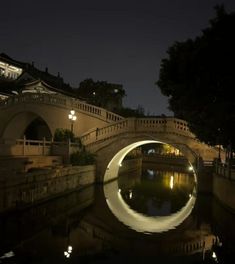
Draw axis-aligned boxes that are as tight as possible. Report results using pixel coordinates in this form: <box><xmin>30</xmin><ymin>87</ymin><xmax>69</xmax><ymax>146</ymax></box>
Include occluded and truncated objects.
<box><xmin>68</xmin><ymin>110</ymin><xmax>77</xmax><ymax>133</ymax></box>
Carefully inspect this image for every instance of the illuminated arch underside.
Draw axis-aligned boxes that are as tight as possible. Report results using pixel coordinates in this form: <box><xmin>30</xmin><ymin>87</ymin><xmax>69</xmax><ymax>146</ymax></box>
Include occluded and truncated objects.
<box><xmin>103</xmin><ymin>140</ymin><xmax>197</xmax><ymax>233</ymax></box>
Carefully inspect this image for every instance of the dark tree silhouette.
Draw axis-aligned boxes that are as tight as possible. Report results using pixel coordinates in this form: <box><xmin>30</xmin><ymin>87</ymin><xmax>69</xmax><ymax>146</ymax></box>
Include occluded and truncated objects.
<box><xmin>157</xmin><ymin>5</ymin><xmax>235</xmax><ymax>152</ymax></box>
<box><xmin>75</xmin><ymin>78</ymin><xmax>126</xmax><ymax>111</ymax></box>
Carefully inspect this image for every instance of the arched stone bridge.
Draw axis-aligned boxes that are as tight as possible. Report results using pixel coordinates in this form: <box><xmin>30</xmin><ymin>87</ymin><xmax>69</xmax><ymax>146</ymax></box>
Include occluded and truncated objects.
<box><xmin>0</xmin><ymin>93</ymin><xmax>221</xmax><ymax>183</ymax></box>
<box><xmin>0</xmin><ymin>93</ymin><xmax>123</xmax><ymax>139</ymax></box>
<box><xmin>80</xmin><ymin>118</ymin><xmax>220</xmax><ymax>182</ymax></box>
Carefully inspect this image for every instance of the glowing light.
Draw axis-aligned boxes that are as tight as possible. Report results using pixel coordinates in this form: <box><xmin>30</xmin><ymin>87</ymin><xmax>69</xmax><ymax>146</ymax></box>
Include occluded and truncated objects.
<box><xmin>129</xmin><ymin>190</ymin><xmax>132</xmax><ymax>199</ymax></box>
<box><xmin>0</xmin><ymin>60</ymin><xmax>23</xmax><ymax>79</ymax></box>
<box><xmin>147</xmin><ymin>169</ymin><xmax>154</xmax><ymax>176</ymax></box>
<box><xmin>64</xmin><ymin>245</ymin><xmax>72</xmax><ymax>258</ymax></box>
<box><xmin>170</xmin><ymin>175</ymin><xmax>174</xmax><ymax>189</ymax></box>
<box><xmin>68</xmin><ymin>246</ymin><xmax>72</xmax><ymax>253</ymax></box>
<box><xmin>68</xmin><ymin>110</ymin><xmax>77</xmax><ymax>133</ymax></box>
<box><xmin>118</xmin><ymin>188</ymin><xmax>121</xmax><ymax>193</ymax></box>
<box><xmin>0</xmin><ymin>251</ymin><xmax>15</xmax><ymax>259</ymax></box>
<box><xmin>119</xmin><ymin>163</ymin><xmax>122</xmax><ymax>167</ymax></box>
<box><xmin>147</xmin><ymin>149</ymin><xmax>155</xmax><ymax>154</ymax></box>
<box><xmin>188</xmin><ymin>166</ymin><xmax>193</xmax><ymax>171</ymax></box>
<box><xmin>212</xmin><ymin>251</ymin><xmax>218</xmax><ymax>262</ymax></box>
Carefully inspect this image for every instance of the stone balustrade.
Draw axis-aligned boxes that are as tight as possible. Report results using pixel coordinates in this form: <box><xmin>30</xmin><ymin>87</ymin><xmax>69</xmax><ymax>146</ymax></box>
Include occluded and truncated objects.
<box><xmin>0</xmin><ymin>93</ymin><xmax>123</xmax><ymax>124</ymax></box>
<box><xmin>80</xmin><ymin>117</ymin><xmax>194</xmax><ymax>146</ymax></box>
<box><xmin>0</xmin><ymin>137</ymin><xmax>80</xmax><ymax>158</ymax></box>
<box><xmin>214</xmin><ymin>162</ymin><xmax>235</xmax><ymax>180</ymax></box>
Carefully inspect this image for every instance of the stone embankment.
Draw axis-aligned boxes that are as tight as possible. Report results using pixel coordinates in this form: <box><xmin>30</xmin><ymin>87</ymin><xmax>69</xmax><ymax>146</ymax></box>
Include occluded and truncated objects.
<box><xmin>0</xmin><ymin>164</ymin><xmax>95</xmax><ymax>213</ymax></box>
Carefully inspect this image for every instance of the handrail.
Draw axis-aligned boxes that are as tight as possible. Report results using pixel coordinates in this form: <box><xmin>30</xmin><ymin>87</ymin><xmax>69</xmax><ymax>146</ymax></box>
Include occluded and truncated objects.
<box><xmin>0</xmin><ymin>93</ymin><xmax>124</xmax><ymax>123</ymax></box>
<box><xmin>0</xmin><ymin>137</ymin><xmax>81</xmax><ymax>157</ymax></box>
<box><xmin>80</xmin><ymin>117</ymin><xmax>194</xmax><ymax>146</ymax></box>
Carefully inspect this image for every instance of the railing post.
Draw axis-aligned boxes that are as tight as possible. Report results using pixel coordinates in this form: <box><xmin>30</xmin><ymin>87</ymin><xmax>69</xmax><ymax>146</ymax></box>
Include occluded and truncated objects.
<box><xmin>50</xmin><ymin>137</ymin><xmax>53</xmax><ymax>155</ymax></box>
<box><xmin>23</xmin><ymin>135</ymin><xmax>26</xmax><ymax>156</ymax></box>
<box><xmin>127</xmin><ymin>118</ymin><xmax>136</xmax><ymax>131</ymax></box>
<box><xmin>43</xmin><ymin>137</ymin><xmax>45</xmax><ymax>155</ymax></box>
<box><xmin>68</xmin><ymin>138</ymin><xmax>71</xmax><ymax>163</ymax></box>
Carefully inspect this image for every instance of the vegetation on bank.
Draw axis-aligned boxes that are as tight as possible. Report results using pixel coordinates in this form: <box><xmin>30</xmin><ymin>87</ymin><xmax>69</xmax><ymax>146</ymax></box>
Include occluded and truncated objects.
<box><xmin>70</xmin><ymin>151</ymin><xmax>96</xmax><ymax>166</ymax></box>
<box><xmin>53</xmin><ymin>128</ymin><xmax>81</xmax><ymax>145</ymax></box>
<box><xmin>53</xmin><ymin>128</ymin><xmax>96</xmax><ymax>166</ymax></box>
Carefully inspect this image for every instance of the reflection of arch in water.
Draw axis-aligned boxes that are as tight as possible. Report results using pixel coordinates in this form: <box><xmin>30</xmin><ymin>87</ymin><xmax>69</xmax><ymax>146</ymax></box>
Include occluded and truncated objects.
<box><xmin>104</xmin><ymin>180</ymin><xmax>196</xmax><ymax>233</ymax></box>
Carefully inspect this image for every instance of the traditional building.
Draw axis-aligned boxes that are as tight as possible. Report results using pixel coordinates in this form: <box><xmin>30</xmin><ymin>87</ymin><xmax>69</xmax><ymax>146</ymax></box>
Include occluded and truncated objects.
<box><xmin>0</xmin><ymin>53</ymin><xmax>74</xmax><ymax>99</ymax></box>
<box><xmin>0</xmin><ymin>53</ymin><xmax>125</xmax><ymax>111</ymax></box>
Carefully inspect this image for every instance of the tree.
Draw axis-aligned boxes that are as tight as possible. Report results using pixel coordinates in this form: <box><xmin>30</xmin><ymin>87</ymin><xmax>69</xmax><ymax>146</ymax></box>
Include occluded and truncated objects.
<box><xmin>70</xmin><ymin>150</ymin><xmax>96</xmax><ymax>166</ymax></box>
<box><xmin>115</xmin><ymin>105</ymin><xmax>145</xmax><ymax>117</ymax></box>
<box><xmin>54</xmin><ymin>128</ymin><xmax>81</xmax><ymax>145</ymax></box>
<box><xmin>157</xmin><ymin>5</ymin><xmax>235</xmax><ymax>152</ymax></box>
<box><xmin>74</xmin><ymin>78</ymin><xmax>126</xmax><ymax>111</ymax></box>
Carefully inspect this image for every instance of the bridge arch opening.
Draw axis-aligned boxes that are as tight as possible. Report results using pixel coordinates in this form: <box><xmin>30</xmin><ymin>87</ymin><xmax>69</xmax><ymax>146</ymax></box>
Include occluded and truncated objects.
<box><xmin>24</xmin><ymin>117</ymin><xmax>52</xmax><ymax>140</ymax></box>
<box><xmin>103</xmin><ymin>140</ymin><xmax>196</xmax><ymax>183</ymax></box>
<box><xmin>103</xmin><ymin>140</ymin><xmax>197</xmax><ymax>233</ymax></box>
<box><xmin>2</xmin><ymin>112</ymin><xmax>52</xmax><ymax>140</ymax></box>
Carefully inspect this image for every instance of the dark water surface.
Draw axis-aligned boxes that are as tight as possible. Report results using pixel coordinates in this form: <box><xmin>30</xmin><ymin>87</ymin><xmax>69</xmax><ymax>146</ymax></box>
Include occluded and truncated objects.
<box><xmin>0</xmin><ymin>163</ymin><xmax>235</xmax><ymax>263</ymax></box>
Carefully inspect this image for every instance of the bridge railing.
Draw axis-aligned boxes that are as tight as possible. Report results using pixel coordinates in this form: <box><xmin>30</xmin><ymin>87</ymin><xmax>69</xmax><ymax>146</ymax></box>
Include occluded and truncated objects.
<box><xmin>214</xmin><ymin>161</ymin><xmax>235</xmax><ymax>180</ymax></box>
<box><xmin>80</xmin><ymin>117</ymin><xmax>194</xmax><ymax>146</ymax></box>
<box><xmin>0</xmin><ymin>93</ymin><xmax>123</xmax><ymax>124</ymax></box>
<box><xmin>0</xmin><ymin>137</ymin><xmax>81</xmax><ymax>158</ymax></box>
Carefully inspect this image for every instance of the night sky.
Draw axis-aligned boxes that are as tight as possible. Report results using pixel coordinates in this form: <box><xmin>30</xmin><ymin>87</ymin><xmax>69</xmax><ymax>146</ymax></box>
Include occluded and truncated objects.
<box><xmin>1</xmin><ymin>0</ymin><xmax>235</xmax><ymax>116</ymax></box>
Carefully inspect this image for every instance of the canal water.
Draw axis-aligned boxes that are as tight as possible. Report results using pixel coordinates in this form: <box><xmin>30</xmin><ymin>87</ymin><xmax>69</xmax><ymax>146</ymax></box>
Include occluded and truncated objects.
<box><xmin>0</xmin><ymin>161</ymin><xmax>235</xmax><ymax>264</ymax></box>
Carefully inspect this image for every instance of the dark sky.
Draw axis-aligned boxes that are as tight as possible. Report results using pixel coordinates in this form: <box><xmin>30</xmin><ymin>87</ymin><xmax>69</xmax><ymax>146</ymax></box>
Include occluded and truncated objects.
<box><xmin>1</xmin><ymin>0</ymin><xmax>235</xmax><ymax>115</ymax></box>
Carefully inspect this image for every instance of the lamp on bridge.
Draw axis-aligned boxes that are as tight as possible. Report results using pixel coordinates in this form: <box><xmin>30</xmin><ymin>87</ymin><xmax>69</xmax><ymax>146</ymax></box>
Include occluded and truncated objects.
<box><xmin>68</xmin><ymin>110</ymin><xmax>77</xmax><ymax>133</ymax></box>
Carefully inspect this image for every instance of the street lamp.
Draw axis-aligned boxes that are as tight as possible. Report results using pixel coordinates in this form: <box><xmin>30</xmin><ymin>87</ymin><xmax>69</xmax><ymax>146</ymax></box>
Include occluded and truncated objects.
<box><xmin>68</xmin><ymin>110</ymin><xmax>77</xmax><ymax>133</ymax></box>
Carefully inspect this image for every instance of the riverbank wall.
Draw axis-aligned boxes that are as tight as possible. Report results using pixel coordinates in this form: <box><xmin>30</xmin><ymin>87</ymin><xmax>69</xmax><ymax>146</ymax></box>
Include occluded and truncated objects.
<box><xmin>213</xmin><ymin>173</ymin><xmax>235</xmax><ymax>211</ymax></box>
<box><xmin>0</xmin><ymin>164</ymin><xmax>95</xmax><ymax>213</ymax></box>
<box><xmin>119</xmin><ymin>157</ymin><xmax>142</xmax><ymax>174</ymax></box>
<box><xmin>142</xmin><ymin>154</ymin><xmax>188</xmax><ymax>167</ymax></box>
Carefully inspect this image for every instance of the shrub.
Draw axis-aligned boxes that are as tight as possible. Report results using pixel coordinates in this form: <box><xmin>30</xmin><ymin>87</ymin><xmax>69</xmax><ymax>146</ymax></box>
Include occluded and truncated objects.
<box><xmin>54</xmin><ymin>128</ymin><xmax>81</xmax><ymax>146</ymax></box>
<box><xmin>70</xmin><ymin>151</ymin><xmax>96</xmax><ymax>166</ymax></box>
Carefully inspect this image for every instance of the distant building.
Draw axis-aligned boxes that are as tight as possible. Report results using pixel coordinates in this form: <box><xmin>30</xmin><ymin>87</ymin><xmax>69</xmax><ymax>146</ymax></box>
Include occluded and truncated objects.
<box><xmin>0</xmin><ymin>53</ymin><xmax>125</xmax><ymax>112</ymax></box>
<box><xmin>0</xmin><ymin>53</ymin><xmax>74</xmax><ymax>99</ymax></box>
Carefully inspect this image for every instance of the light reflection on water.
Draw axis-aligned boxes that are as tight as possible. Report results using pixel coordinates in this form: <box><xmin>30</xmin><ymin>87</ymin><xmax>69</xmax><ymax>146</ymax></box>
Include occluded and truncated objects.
<box><xmin>118</xmin><ymin>168</ymin><xmax>196</xmax><ymax>217</ymax></box>
<box><xmin>0</xmin><ymin>163</ymin><xmax>235</xmax><ymax>263</ymax></box>
<box><xmin>104</xmin><ymin>164</ymin><xmax>197</xmax><ymax>233</ymax></box>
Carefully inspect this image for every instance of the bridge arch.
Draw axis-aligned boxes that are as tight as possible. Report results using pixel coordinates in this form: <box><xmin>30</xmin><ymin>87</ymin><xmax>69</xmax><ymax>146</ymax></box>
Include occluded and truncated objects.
<box><xmin>81</xmin><ymin>117</ymin><xmax>220</xmax><ymax>182</ymax></box>
<box><xmin>2</xmin><ymin>111</ymin><xmax>52</xmax><ymax>139</ymax></box>
<box><xmin>103</xmin><ymin>139</ymin><xmax>196</xmax><ymax>183</ymax></box>
<box><xmin>0</xmin><ymin>93</ymin><xmax>123</xmax><ymax>140</ymax></box>
<box><xmin>102</xmin><ymin>139</ymin><xmax>197</xmax><ymax>233</ymax></box>
<box><xmin>93</xmin><ymin>133</ymin><xmax>204</xmax><ymax>183</ymax></box>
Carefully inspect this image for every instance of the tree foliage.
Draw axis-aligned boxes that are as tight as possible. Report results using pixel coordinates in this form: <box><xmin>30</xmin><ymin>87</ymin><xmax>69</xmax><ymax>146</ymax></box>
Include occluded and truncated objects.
<box><xmin>54</xmin><ymin>128</ymin><xmax>81</xmax><ymax>145</ymax></box>
<box><xmin>70</xmin><ymin>151</ymin><xmax>96</xmax><ymax>166</ymax></box>
<box><xmin>115</xmin><ymin>105</ymin><xmax>145</xmax><ymax>117</ymax></box>
<box><xmin>75</xmin><ymin>78</ymin><xmax>126</xmax><ymax>111</ymax></box>
<box><xmin>157</xmin><ymin>6</ymin><xmax>235</xmax><ymax>151</ymax></box>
